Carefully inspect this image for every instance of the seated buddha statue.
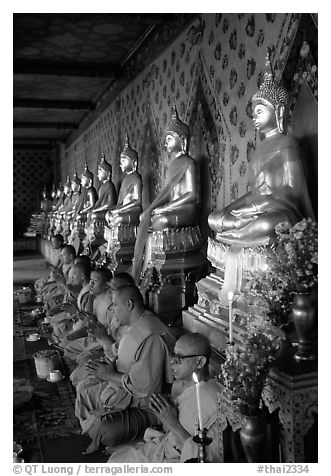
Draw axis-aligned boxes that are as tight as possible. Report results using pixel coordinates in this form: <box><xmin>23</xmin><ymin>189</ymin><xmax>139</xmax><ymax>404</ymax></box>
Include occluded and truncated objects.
<box><xmin>50</xmin><ymin>184</ymin><xmax>58</xmax><ymax>211</ymax></box>
<box><xmin>40</xmin><ymin>186</ymin><xmax>51</xmax><ymax>213</ymax></box>
<box><xmin>208</xmin><ymin>55</ymin><xmax>314</xmax><ymax>303</ymax></box>
<box><xmin>76</xmin><ymin>163</ymin><xmax>98</xmax><ymax>221</ymax></box>
<box><xmin>132</xmin><ymin>103</ymin><xmax>198</xmax><ymax>282</ymax></box>
<box><xmin>66</xmin><ymin>172</ymin><xmax>83</xmax><ymax>222</ymax></box>
<box><xmin>208</xmin><ymin>56</ymin><xmax>314</xmax><ymax>248</ymax></box>
<box><xmin>53</xmin><ymin>183</ymin><xmax>65</xmax><ymax>213</ymax></box>
<box><xmin>105</xmin><ymin>135</ymin><xmax>142</xmax><ymax>227</ymax></box>
<box><xmin>91</xmin><ymin>153</ymin><xmax>117</xmax><ymax>222</ymax></box>
<box><xmin>58</xmin><ymin>176</ymin><xmax>72</xmax><ymax>216</ymax></box>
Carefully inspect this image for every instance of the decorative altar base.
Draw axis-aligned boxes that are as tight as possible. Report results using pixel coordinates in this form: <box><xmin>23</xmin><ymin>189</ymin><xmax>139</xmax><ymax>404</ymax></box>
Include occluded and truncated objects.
<box><xmin>97</xmin><ymin>224</ymin><xmax>137</xmax><ymax>272</ymax></box>
<box><xmin>183</xmin><ymin>237</ymin><xmax>270</xmax><ymax>354</ymax></box>
<box><xmin>140</xmin><ymin>226</ymin><xmax>206</xmax><ymax>320</ymax></box>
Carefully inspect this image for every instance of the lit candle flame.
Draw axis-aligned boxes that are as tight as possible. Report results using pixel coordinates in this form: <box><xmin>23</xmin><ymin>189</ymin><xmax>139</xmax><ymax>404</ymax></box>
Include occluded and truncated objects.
<box><xmin>228</xmin><ymin>291</ymin><xmax>234</xmax><ymax>301</ymax></box>
<box><xmin>192</xmin><ymin>372</ymin><xmax>203</xmax><ymax>430</ymax></box>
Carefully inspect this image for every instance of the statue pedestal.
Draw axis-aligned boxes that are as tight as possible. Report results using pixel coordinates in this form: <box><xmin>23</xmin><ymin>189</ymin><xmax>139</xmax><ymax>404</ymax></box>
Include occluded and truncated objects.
<box><xmin>183</xmin><ymin>237</ymin><xmax>269</xmax><ymax>353</ymax></box>
<box><xmin>141</xmin><ymin>226</ymin><xmax>206</xmax><ymax>321</ymax></box>
<box><xmin>262</xmin><ymin>345</ymin><xmax>318</xmax><ymax>462</ymax></box>
<box><xmin>102</xmin><ymin>224</ymin><xmax>137</xmax><ymax>272</ymax></box>
<box><xmin>68</xmin><ymin>216</ymin><xmax>86</xmax><ymax>252</ymax></box>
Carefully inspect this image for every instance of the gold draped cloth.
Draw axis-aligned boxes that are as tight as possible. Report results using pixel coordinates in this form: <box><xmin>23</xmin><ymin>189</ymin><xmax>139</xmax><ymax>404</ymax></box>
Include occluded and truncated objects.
<box><xmin>132</xmin><ymin>155</ymin><xmax>193</xmax><ymax>282</ymax></box>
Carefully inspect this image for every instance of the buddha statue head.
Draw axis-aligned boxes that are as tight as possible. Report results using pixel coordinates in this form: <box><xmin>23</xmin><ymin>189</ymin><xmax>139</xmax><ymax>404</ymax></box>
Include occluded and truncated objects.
<box><xmin>81</xmin><ymin>162</ymin><xmax>94</xmax><ymax>188</ymax></box>
<box><xmin>71</xmin><ymin>171</ymin><xmax>81</xmax><ymax>192</ymax></box>
<box><xmin>251</xmin><ymin>53</ymin><xmax>290</xmax><ymax>135</ymax></box>
<box><xmin>120</xmin><ymin>134</ymin><xmax>138</xmax><ymax>174</ymax></box>
<box><xmin>164</xmin><ymin>103</ymin><xmax>190</xmax><ymax>155</ymax></box>
<box><xmin>64</xmin><ymin>176</ymin><xmax>71</xmax><ymax>195</ymax></box>
<box><xmin>42</xmin><ymin>186</ymin><xmax>47</xmax><ymax>200</ymax></box>
<box><xmin>56</xmin><ymin>183</ymin><xmax>64</xmax><ymax>198</ymax></box>
<box><xmin>97</xmin><ymin>153</ymin><xmax>112</xmax><ymax>182</ymax></box>
<box><xmin>51</xmin><ymin>184</ymin><xmax>57</xmax><ymax>200</ymax></box>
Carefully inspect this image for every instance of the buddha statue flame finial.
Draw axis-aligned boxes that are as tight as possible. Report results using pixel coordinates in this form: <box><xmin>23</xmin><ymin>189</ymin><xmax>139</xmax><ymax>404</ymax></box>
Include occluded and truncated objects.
<box><xmin>72</xmin><ymin>170</ymin><xmax>81</xmax><ymax>185</ymax></box>
<box><xmin>98</xmin><ymin>152</ymin><xmax>112</xmax><ymax>174</ymax></box>
<box><xmin>252</xmin><ymin>52</ymin><xmax>289</xmax><ymax>111</ymax></box>
<box><xmin>121</xmin><ymin>133</ymin><xmax>138</xmax><ymax>166</ymax></box>
<box><xmin>65</xmin><ymin>175</ymin><xmax>71</xmax><ymax>188</ymax></box>
<box><xmin>165</xmin><ymin>103</ymin><xmax>190</xmax><ymax>139</ymax></box>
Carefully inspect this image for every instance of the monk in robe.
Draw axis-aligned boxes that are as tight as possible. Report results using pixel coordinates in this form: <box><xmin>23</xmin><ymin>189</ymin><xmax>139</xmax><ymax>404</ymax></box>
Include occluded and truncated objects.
<box><xmin>63</xmin><ymin>268</ymin><xmax>113</xmax><ymax>362</ymax></box>
<box><xmin>74</xmin><ymin>284</ymin><xmax>176</xmax><ymax>454</ymax></box>
<box><xmin>42</xmin><ymin>245</ymin><xmax>76</xmax><ymax>309</ymax></box>
<box><xmin>34</xmin><ymin>233</ymin><xmax>64</xmax><ymax>293</ymax></box>
<box><xmin>108</xmin><ymin>333</ymin><xmax>222</xmax><ymax>463</ymax></box>
<box><xmin>50</xmin><ymin>261</ymin><xmax>92</xmax><ymax>344</ymax></box>
<box><xmin>132</xmin><ymin>103</ymin><xmax>198</xmax><ymax>282</ymax></box>
<box><xmin>105</xmin><ymin>135</ymin><xmax>142</xmax><ymax>227</ymax></box>
<box><xmin>70</xmin><ymin>272</ymin><xmax>135</xmax><ymax>387</ymax></box>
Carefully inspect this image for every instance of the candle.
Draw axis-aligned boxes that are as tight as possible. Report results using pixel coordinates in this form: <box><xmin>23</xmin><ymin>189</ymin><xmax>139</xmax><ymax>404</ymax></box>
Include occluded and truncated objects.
<box><xmin>192</xmin><ymin>372</ymin><xmax>203</xmax><ymax>430</ymax></box>
<box><xmin>228</xmin><ymin>291</ymin><xmax>234</xmax><ymax>343</ymax></box>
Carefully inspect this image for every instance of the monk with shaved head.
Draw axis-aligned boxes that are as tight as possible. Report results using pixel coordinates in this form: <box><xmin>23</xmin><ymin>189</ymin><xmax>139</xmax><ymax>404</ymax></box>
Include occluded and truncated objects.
<box><xmin>74</xmin><ymin>284</ymin><xmax>176</xmax><ymax>454</ymax></box>
<box><xmin>108</xmin><ymin>332</ymin><xmax>222</xmax><ymax>463</ymax></box>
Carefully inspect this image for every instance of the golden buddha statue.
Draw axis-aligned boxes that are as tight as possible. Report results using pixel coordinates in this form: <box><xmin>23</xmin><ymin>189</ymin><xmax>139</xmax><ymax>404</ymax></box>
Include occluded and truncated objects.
<box><xmin>105</xmin><ymin>135</ymin><xmax>142</xmax><ymax>227</ymax></box>
<box><xmin>58</xmin><ymin>176</ymin><xmax>72</xmax><ymax>216</ymax></box>
<box><xmin>40</xmin><ymin>186</ymin><xmax>51</xmax><ymax>213</ymax></box>
<box><xmin>91</xmin><ymin>153</ymin><xmax>117</xmax><ymax>221</ymax></box>
<box><xmin>53</xmin><ymin>183</ymin><xmax>65</xmax><ymax>212</ymax></box>
<box><xmin>132</xmin><ymin>103</ymin><xmax>198</xmax><ymax>282</ymax></box>
<box><xmin>208</xmin><ymin>56</ymin><xmax>314</xmax><ymax>247</ymax></box>
<box><xmin>77</xmin><ymin>163</ymin><xmax>98</xmax><ymax>219</ymax></box>
<box><xmin>50</xmin><ymin>184</ymin><xmax>57</xmax><ymax>211</ymax></box>
<box><xmin>66</xmin><ymin>172</ymin><xmax>81</xmax><ymax>220</ymax></box>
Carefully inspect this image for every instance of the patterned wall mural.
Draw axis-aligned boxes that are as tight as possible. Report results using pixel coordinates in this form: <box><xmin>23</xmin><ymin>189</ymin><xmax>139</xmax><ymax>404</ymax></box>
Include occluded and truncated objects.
<box><xmin>61</xmin><ymin>13</ymin><xmax>305</xmax><ymax>231</ymax></box>
<box><xmin>13</xmin><ymin>149</ymin><xmax>57</xmax><ymax>236</ymax></box>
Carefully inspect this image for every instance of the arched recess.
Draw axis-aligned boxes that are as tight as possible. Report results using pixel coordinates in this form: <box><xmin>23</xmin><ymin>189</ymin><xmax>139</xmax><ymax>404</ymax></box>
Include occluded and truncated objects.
<box><xmin>281</xmin><ymin>13</ymin><xmax>318</xmax><ymax>219</ymax></box>
<box><xmin>139</xmin><ymin>99</ymin><xmax>162</xmax><ymax>210</ymax></box>
<box><xmin>185</xmin><ymin>52</ymin><xmax>231</xmax><ymax>255</ymax></box>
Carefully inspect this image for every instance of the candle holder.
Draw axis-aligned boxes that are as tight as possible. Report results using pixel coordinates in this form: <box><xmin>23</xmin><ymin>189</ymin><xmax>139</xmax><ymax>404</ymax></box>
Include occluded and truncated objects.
<box><xmin>193</xmin><ymin>428</ymin><xmax>212</xmax><ymax>463</ymax></box>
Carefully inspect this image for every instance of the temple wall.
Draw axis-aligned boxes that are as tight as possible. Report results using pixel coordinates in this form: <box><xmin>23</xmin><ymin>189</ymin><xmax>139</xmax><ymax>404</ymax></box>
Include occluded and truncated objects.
<box><xmin>60</xmin><ymin>13</ymin><xmax>300</xmax><ymax>219</ymax></box>
<box><xmin>13</xmin><ymin>148</ymin><xmax>58</xmax><ymax>237</ymax></box>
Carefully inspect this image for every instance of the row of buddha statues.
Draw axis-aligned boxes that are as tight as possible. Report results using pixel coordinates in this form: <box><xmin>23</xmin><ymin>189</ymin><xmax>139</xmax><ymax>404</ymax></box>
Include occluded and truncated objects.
<box><xmin>37</xmin><ymin>54</ymin><xmax>314</xmax><ymax>323</ymax></box>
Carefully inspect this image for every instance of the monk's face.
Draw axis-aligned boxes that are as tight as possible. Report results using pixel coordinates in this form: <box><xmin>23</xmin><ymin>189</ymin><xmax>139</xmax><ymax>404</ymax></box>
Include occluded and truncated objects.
<box><xmin>70</xmin><ymin>266</ymin><xmax>85</xmax><ymax>287</ymax></box>
<box><xmin>89</xmin><ymin>271</ymin><xmax>108</xmax><ymax>296</ymax></box>
<box><xmin>112</xmin><ymin>290</ymin><xmax>130</xmax><ymax>325</ymax></box>
<box><xmin>61</xmin><ymin>248</ymin><xmax>74</xmax><ymax>265</ymax></box>
<box><xmin>170</xmin><ymin>338</ymin><xmax>201</xmax><ymax>381</ymax></box>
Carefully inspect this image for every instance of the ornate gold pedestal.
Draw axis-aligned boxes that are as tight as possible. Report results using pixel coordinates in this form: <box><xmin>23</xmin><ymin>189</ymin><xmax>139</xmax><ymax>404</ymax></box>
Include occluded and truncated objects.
<box><xmin>140</xmin><ymin>226</ymin><xmax>205</xmax><ymax>320</ymax></box>
<box><xmin>262</xmin><ymin>346</ymin><xmax>318</xmax><ymax>463</ymax></box>
<box><xmin>96</xmin><ymin>224</ymin><xmax>137</xmax><ymax>271</ymax></box>
<box><xmin>183</xmin><ymin>237</ymin><xmax>269</xmax><ymax>352</ymax></box>
<box><xmin>82</xmin><ymin>216</ymin><xmax>108</xmax><ymax>257</ymax></box>
<box><xmin>68</xmin><ymin>216</ymin><xmax>86</xmax><ymax>253</ymax></box>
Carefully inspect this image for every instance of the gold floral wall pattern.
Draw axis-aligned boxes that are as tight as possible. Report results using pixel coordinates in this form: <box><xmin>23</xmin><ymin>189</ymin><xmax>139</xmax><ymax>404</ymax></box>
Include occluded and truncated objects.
<box><xmin>61</xmin><ymin>13</ymin><xmax>306</xmax><ymax>223</ymax></box>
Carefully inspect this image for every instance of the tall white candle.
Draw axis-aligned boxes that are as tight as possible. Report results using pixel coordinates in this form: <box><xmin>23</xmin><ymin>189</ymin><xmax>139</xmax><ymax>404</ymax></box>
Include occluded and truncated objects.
<box><xmin>228</xmin><ymin>291</ymin><xmax>234</xmax><ymax>343</ymax></box>
<box><xmin>192</xmin><ymin>372</ymin><xmax>203</xmax><ymax>430</ymax></box>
